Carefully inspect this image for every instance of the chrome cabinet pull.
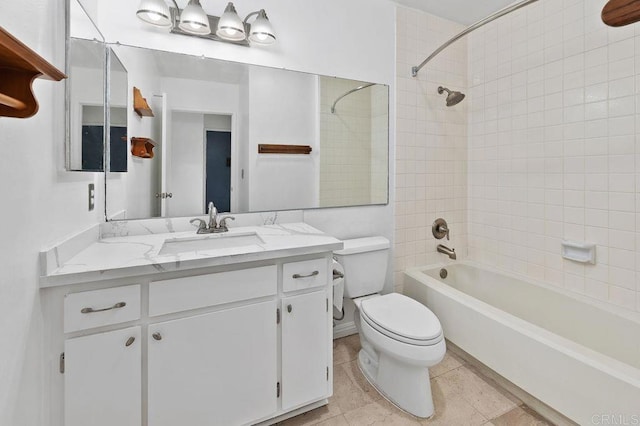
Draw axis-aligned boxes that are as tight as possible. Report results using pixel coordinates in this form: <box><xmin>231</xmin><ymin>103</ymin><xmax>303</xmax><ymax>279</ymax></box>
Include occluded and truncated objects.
<box><xmin>287</xmin><ymin>304</ymin><xmax>293</xmax><ymax>313</ymax></box>
<box><xmin>292</xmin><ymin>270</ymin><xmax>319</xmax><ymax>279</ymax></box>
<box><xmin>125</xmin><ymin>337</ymin><xmax>135</xmax><ymax>347</ymax></box>
<box><xmin>80</xmin><ymin>301</ymin><xmax>126</xmax><ymax>314</ymax></box>
<box><xmin>152</xmin><ymin>332</ymin><xmax>162</xmax><ymax>341</ymax></box>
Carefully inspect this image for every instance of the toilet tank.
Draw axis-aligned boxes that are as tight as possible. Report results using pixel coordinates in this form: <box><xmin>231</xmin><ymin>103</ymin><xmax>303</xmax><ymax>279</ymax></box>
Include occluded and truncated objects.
<box><xmin>333</xmin><ymin>236</ymin><xmax>390</xmax><ymax>298</ymax></box>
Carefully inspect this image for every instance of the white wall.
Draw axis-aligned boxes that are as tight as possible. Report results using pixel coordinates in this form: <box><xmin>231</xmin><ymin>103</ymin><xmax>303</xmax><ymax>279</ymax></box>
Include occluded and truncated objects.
<box><xmin>169</xmin><ymin>111</ymin><xmax>206</xmax><ymax>216</ymax></box>
<box><xmin>0</xmin><ymin>1</ymin><xmax>106</xmax><ymax>424</ymax></box>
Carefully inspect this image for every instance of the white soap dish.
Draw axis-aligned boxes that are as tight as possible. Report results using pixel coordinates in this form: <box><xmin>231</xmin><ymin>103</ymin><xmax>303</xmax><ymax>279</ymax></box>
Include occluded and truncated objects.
<box><xmin>561</xmin><ymin>240</ymin><xmax>596</xmax><ymax>264</ymax></box>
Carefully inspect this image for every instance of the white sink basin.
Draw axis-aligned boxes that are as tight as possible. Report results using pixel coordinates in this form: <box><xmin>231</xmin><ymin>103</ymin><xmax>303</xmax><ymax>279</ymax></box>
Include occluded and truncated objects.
<box><xmin>159</xmin><ymin>232</ymin><xmax>264</xmax><ymax>256</ymax></box>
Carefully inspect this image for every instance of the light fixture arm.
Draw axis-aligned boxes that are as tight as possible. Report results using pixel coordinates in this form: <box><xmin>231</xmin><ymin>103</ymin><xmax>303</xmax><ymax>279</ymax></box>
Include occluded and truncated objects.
<box><xmin>169</xmin><ymin>0</ymin><xmax>180</xmax><ymax>10</ymax></box>
<box><xmin>242</xmin><ymin>10</ymin><xmax>260</xmax><ymax>24</ymax></box>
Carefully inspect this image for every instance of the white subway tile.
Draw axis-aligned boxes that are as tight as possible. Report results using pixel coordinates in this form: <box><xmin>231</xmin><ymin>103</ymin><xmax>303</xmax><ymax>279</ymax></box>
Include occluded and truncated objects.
<box><xmin>400</xmin><ymin>4</ymin><xmax>640</xmax><ymax>314</ymax></box>
<box><xmin>609</xmin><ymin>285</ymin><xmax>636</xmax><ymax>310</ymax></box>
<box><xmin>585</xmin><ymin>278</ymin><xmax>608</xmax><ymax>302</ymax></box>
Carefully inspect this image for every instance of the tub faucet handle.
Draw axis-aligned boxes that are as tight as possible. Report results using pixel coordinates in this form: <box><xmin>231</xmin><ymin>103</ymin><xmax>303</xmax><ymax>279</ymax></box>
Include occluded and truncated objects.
<box><xmin>432</xmin><ymin>218</ymin><xmax>450</xmax><ymax>240</ymax></box>
<box><xmin>440</xmin><ymin>224</ymin><xmax>450</xmax><ymax>240</ymax></box>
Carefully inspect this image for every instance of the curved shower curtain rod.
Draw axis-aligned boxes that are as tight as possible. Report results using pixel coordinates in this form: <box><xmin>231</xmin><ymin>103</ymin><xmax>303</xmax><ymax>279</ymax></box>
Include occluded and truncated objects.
<box><xmin>331</xmin><ymin>83</ymin><xmax>376</xmax><ymax>113</ymax></box>
<box><xmin>411</xmin><ymin>0</ymin><xmax>539</xmax><ymax>77</ymax></box>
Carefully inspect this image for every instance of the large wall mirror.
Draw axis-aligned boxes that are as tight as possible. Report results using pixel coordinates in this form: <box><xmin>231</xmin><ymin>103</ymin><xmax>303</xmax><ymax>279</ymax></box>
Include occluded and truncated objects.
<box><xmin>67</xmin><ymin>4</ymin><xmax>389</xmax><ymax>218</ymax></box>
<box><xmin>102</xmin><ymin>45</ymin><xmax>389</xmax><ymax>220</ymax></box>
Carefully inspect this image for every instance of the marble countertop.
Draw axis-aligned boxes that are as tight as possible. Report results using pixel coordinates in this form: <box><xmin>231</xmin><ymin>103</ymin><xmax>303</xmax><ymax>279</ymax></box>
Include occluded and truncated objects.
<box><xmin>40</xmin><ymin>223</ymin><xmax>343</xmax><ymax>287</ymax></box>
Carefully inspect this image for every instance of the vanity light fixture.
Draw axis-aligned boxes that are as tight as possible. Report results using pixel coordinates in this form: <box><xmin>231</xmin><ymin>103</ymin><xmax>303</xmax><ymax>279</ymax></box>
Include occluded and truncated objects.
<box><xmin>135</xmin><ymin>0</ymin><xmax>276</xmax><ymax>46</ymax></box>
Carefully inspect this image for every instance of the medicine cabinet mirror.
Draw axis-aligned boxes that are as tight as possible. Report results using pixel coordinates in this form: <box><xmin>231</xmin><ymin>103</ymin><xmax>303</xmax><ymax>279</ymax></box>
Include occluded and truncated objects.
<box><xmin>66</xmin><ymin>0</ymin><xmax>106</xmax><ymax>171</ymax></box>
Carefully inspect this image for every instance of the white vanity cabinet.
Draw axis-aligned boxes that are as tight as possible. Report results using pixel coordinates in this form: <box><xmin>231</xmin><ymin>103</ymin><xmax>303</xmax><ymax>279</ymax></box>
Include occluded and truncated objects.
<box><xmin>280</xmin><ymin>258</ymin><xmax>331</xmax><ymax>410</ymax></box>
<box><xmin>147</xmin><ymin>301</ymin><xmax>278</xmax><ymax>426</ymax></box>
<box><xmin>64</xmin><ymin>326</ymin><xmax>142</xmax><ymax>426</ymax></box>
<box><xmin>281</xmin><ymin>290</ymin><xmax>329</xmax><ymax>410</ymax></box>
<box><xmin>48</xmin><ymin>252</ymin><xmax>334</xmax><ymax>426</ymax></box>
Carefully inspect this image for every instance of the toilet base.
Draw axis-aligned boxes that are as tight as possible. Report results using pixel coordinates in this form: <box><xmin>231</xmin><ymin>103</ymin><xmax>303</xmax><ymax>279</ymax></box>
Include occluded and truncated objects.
<box><xmin>357</xmin><ymin>348</ymin><xmax>435</xmax><ymax>418</ymax></box>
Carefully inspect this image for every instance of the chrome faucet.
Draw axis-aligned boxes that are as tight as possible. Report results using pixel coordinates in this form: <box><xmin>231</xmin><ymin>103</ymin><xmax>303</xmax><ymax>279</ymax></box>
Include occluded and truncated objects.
<box><xmin>437</xmin><ymin>244</ymin><xmax>456</xmax><ymax>260</ymax></box>
<box><xmin>190</xmin><ymin>202</ymin><xmax>235</xmax><ymax>234</ymax></box>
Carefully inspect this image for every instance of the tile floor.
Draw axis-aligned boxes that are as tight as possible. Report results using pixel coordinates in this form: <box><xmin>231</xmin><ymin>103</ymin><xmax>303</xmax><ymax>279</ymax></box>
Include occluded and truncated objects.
<box><xmin>278</xmin><ymin>334</ymin><xmax>552</xmax><ymax>426</ymax></box>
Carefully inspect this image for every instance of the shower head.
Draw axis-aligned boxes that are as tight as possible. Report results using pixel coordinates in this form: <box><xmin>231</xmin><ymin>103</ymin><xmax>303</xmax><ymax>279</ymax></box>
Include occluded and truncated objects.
<box><xmin>438</xmin><ymin>86</ymin><xmax>465</xmax><ymax>107</ymax></box>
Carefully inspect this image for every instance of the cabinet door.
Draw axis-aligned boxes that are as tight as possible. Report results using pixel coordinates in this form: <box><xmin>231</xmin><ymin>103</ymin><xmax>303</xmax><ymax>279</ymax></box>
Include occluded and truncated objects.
<box><xmin>64</xmin><ymin>326</ymin><xmax>141</xmax><ymax>426</ymax></box>
<box><xmin>148</xmin><ymin>300</ymin><xmax>277</xmax><ymax>426</ymax></box>
<box><xmin>281</xmin><ymin>291</ymin><xmax>329</xmax><ymax>410</ymax></box>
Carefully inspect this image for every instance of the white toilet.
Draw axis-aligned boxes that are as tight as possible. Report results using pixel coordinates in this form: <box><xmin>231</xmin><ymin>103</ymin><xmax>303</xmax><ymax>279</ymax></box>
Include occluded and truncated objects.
<box><xmin>334</xmin><ymin>236</ymin><xmax>446</xmax><ymax>418</ymax></box>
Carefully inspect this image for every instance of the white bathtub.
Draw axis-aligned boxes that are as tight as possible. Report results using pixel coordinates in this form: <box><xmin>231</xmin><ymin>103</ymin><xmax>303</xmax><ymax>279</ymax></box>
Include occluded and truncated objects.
<box><xmin>403</xmin><ymin>262</ymin><xmax>640</xmax><ymax>425</ymax></box>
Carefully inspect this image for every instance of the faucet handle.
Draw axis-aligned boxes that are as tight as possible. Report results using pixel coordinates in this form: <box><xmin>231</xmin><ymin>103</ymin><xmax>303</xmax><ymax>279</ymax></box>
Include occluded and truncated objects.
<box><xmin>440</xmin><ymin>225</ymin><xmax>450</xmax><ymax>240</ymax></box>
<box><xmin>218</xmin><ymin>216</ymin><xmax>235</xmax><ymax>231</ymax></box>
<box><xmin>432</xmin><ymin>218</ymin><xmax>450</xmax><ymax>240</ymax></box>
<box><xmin>190</xmin><ymin>218</ymin><xmax>207</xmax><ymax>233</ymax></box>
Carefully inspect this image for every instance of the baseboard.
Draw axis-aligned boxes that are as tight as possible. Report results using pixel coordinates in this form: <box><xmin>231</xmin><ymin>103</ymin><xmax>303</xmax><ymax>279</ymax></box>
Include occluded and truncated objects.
<box><xmin>333</xmin><ymin>321</ymin><xmax>357</xmax><ymax>339</ymax></box>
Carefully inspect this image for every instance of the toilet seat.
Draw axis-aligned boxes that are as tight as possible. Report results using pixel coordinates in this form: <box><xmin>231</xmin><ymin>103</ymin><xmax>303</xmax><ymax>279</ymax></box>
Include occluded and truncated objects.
<box><xmin>360</xmin><ymin>293</ymin><xmax>443</xmax><ymax>346</ymax></box>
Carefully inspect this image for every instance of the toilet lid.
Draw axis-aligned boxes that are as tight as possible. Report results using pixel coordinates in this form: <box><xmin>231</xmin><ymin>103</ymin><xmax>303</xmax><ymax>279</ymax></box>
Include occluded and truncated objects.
<box><xmin>360</xmin><ymin>293</ymin><xmax>442</xmax><ymax>342</ymax></box>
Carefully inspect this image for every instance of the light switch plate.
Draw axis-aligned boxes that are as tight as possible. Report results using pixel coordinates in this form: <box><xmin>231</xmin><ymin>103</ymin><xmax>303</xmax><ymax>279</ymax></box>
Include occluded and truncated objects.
<box><xmin>88</xmin><ymin>183</ymin><xmax>95</xmax><ymax>211</ymax></box>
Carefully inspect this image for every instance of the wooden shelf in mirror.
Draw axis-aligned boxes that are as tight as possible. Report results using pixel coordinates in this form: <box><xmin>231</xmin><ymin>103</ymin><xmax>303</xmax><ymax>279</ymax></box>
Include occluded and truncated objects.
<box><xmin>133</xmin><ymin>87</ymin><xmax>154</xmax><ymax>117</ymax></box>
<box><xmin>0</xmin><ymin>26</ymin><xmax>66</xmax><ymax>118</ymax></box>
<box><xmin>131</xmin><ymin>137</ymin><xmax>157</xmax><ymax>159</ymax></box>
<box><xmin>258</xmin><ymin>144</ymin><xmax>312</xmax><ymax>155</ymax></box>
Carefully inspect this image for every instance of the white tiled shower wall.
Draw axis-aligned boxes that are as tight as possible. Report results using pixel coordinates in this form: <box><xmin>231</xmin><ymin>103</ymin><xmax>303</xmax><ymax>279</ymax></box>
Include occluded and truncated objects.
<box><xmin>395</xmin><ymin>7</ymin><xmax>468</xmax><ymax>291</ymax></box>
<box><xmin>467</xmin><ymin>0</ymin><xmax>640</xmax><ymax>313</ymax></box>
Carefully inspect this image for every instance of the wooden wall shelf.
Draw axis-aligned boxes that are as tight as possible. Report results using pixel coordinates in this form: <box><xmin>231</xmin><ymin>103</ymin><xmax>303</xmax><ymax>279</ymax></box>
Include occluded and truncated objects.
<box><xmin>258</xmin><ymin>144</ymin><xmax>312</xmax><ymax>155</ymax></box>
<box><xmin>131</xmin><ymin>137</ymin><xmax>157</xmax><ymax>158</ymax></box>
<box><xmin>602</xmin><ymin>0</ymin><xmax>640</xmax><ymax>26</ymax></box>
<box><xmin>0</xmin><ymin>26</ymin><xmax>66</xmax><ymax>118</ymax></box>
<box><xmin>133</xmin><ymin>87</ymin><xmax>154</xmax><ymax>117</ymax></box>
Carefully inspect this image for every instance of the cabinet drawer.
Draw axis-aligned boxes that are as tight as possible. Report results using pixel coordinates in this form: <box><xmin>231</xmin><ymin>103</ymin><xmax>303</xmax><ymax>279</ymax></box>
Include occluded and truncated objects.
<box><xmin>149</xmin><ymin>265</ymin><xmax>277</xmax><ymax>317</ymax></box>
<box><xmin>64</xmin><ymin>285</ymin><xmax>141</xmax><ymax>333</ymax></box>
<box><xmin>283</xmin><ymin>258</ymin><xmax>328</xmax><ymax>293</ymax></box>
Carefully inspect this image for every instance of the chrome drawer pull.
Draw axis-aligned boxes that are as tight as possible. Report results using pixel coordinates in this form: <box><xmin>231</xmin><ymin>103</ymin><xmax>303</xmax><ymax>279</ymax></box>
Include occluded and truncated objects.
<box><xmin>80</xmin><ymin>301</ymin><xmax>126</xmax><ymax>314</ymax></box>
<box><xmin>125</xmin><ymin>337</ymin><xmax>135</xmax><ymax>347</ymax></box>
<box><xmin>292</xmin><ymin>270</ymin><xmax>319</xmax><ymax>279</ymax></box>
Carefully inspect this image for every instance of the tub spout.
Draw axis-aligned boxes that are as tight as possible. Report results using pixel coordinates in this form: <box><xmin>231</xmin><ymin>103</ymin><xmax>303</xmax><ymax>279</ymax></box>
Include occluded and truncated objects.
<box><xmin>437</xmin><ymin>244</ymin><xmax>456</xmax><ymax>260</ymax></box>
